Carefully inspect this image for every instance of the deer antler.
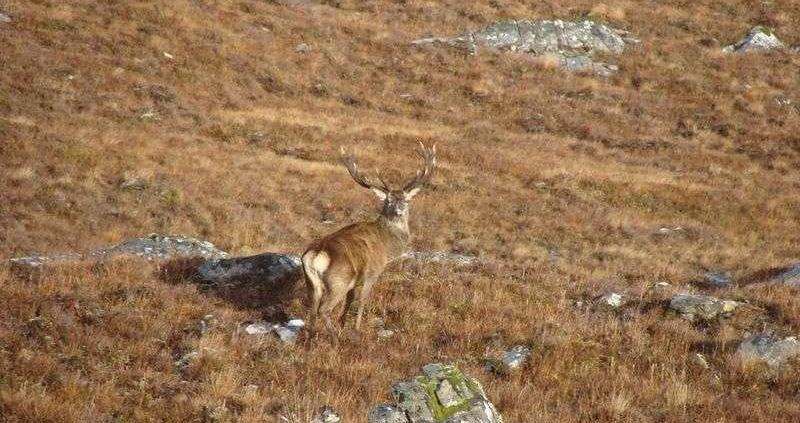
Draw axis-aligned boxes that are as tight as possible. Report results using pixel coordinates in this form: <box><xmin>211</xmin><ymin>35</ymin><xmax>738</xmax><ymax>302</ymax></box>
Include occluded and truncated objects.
<box><xmin>403</xmin><ymin>142</ymin><xmax>437</xmax><ymax>193</ymax></box>
<box><xmin>340</xmin><ymin>147</ymin><xmax>389</xmax><ymax>193</ymax></box>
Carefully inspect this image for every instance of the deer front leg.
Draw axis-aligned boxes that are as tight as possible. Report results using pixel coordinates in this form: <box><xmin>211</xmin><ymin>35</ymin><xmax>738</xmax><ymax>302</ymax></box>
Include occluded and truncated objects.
<box><xmin>355</xmin><ymin>277</ymin><xmax>378</xmax><ymax>331</ymax></box>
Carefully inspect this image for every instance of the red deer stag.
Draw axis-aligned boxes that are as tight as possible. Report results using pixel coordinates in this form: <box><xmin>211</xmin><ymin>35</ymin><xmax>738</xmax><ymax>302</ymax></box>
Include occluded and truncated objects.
<box><xmin>302</xmin><ymin>143</ymin><xmax>436</xmax><ymax>333</ymax></box>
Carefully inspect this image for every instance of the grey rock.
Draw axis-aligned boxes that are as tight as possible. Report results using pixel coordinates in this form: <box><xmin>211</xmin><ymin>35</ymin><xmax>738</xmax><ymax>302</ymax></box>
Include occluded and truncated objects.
<box><xmin>196</xmin><ymin>253</ymin><xmax>301</xmax><ymax>285</ymax></box>
<box><xmin>0</xmin><ymin>12</ymin><xmax>11</xmax><ymax>23</ymax></box>
<box><xmin>295</xmin><ymin>43</ymin><xmax>312</xmax><ymax>53</ymax></box>
<box><xmin>387</xmin><ymin>363</ymin><xmax>502</xmax><ymax>423</ymax></box>
<box><xmin>243</xmin><ymin>318</ymin><xmax>304</xmax><ymax>345</ymax></box>
<box><xmin>10</xmin><ymin>233</ymin><xmax>228</xmax><ymax>269</ymax></box>
<box><xmin>311</xmin><ymin>406</ymin><xmax>341</xmax><ymax>423</ymax></box>
<box><xmin>599</xmin><ymin>292</ymin><xmax>624</xmax><ymax>308</ymax></box>
<box><xmin>691</xmin><ymin>353</ymin><xmax>710</xmax><ymax>369</ymax></box>
<box><xmin>723</xmin><ymin>26</ymin><xmax>785</xmax><ymax>53</ymax></box>
<box><xmin>669</xmin><ymin>293</ymin><xmax>739</xmax><ymax>321</ymax></box>
<box><xmin>501</xmin><ymin>345</ymin><xmax>531</xmax><ymax>370</ymax></box>
<box><xmin>413</xmin><ymin>19</ymin><xmax>637</xmax><ymax>76</ymax></box>
<box><xmin>442</xmin><ymin>398</ymin><xmax>503</xmax><ymax>423</ymax></box>
<box><xmin>392</xmin><ymin>382</ymin><xmax>435</xmax><ymax>423</ymax></box>
<box><xmin>558</xmin><ymin>54</ymin><xmax>618</xmax><ymax>77</ymax></box>
<box><xmin>704</xmin><ymin>272</ymin><xmax>732</xmax><ymax>287</ymax></box>
<box><xmin>377</xmin><ymin>329</ymin><xmax>396</xmax><ymax>340</ymax></box>
<box><xmin>405</xmin><ymin>251</ymin><xmax>478</xmax><ymax>266</ymax></box>
<box><xmin>244</xmin><ymin>321</ymin><xmax>273</xmax><ymax>336</ymax></box>
<box><xmin>771</xmin><ymin>263</ymin><xmax>800</xmax><ymax>286</ymax></box>
<box><xmin>369</xmin><ymin>404</ymin><xmax>409</xmax><ymax>423</ymax></box>
<box><xmin>119</xmin><ymin>175</ymin><xmax>148</xmax><ymax>190</ymax></box>
<box><xmin>736</xmin><ymin>334</ymin><xmax>800</xmax><ymax>367</ymax></box>
<box><xmin>174</xmin><ymin>351</ymin><xmax>199</xmax><ymax>369</ymax></box>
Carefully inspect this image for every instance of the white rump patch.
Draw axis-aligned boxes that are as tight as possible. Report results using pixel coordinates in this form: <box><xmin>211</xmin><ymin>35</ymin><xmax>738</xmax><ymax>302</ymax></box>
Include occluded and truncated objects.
<box><xmin>311</xmin><ymin>251</ymin><xmax>331</xmax><ymax>273</ymax></box>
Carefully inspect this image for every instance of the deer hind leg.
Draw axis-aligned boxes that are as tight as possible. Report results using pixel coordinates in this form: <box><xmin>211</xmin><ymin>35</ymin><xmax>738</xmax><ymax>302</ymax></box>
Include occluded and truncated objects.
<box><xmin>318</xmin><ymin>277</ymin><xmax>352</xmax><ymax>335</ymax></box>
<box><xmin>302</xmin><ymin>251</ymin><xmax>328</xmax><ymax>330</ymax></box>
<box><xmin>340</xmin><ymin>289</ymin><xmax>356</xmax><ymax>327</ymax></box>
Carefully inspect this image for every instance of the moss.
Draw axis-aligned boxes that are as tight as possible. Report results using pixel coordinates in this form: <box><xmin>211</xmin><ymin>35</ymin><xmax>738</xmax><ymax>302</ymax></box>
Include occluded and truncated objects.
<box><xmin>416</xmin><ymin>364</ymin><xmax>480</xmax><ymax>421</ymax></box>
<box><xmin>753</xmin><ymin>25</ymin><xmax>774</xmax><ymax>36</ymax></box>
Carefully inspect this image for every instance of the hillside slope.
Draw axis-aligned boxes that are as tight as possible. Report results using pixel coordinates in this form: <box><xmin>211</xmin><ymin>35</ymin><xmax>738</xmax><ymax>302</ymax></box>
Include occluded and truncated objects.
<box><xmin>2</xmin><ymin>1</ymin><xmax>800</xmax><ymax>421</ymax></box>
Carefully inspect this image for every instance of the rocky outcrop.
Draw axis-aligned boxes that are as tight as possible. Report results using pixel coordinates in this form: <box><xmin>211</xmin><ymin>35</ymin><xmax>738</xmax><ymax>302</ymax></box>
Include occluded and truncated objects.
<box><xmin>669</xmin><ymin>293</ymin><xmax>739</xmax><ymax>321</ymax></box>
<box><xmin>369</xmin><ymin>363</ymin><xmax>503</xmax><ymax>423</ymax></box>
<box><xmin>723</xmin><ymin>26</ymin><xmax>785</xmax><ymax>53</ymax></box>
<box><xmin>413</xmin><ymin>19</ymin><xmax>638</xmax><ymax>76</ymax></box>
<box><xmin>736</xmin><ymin>334</ymin><xmax>800</xmax><ymax>367</ymax></box>
<box><xmin>9</xmin><ymin>234</ymin><xmax>228</xmax><ymax>269</ymax></box>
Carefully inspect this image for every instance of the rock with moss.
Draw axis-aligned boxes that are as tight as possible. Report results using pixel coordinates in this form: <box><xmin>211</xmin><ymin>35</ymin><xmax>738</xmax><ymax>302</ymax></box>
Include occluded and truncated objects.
<box><xmin>723</xmin><ymin>26</ymin><xmax>785</xmax><ymax>53</ymax></box>
<box><xmin>372</xmin><ymin>363</ymin><xmax>502</xmax><ymax>423</ymax></box>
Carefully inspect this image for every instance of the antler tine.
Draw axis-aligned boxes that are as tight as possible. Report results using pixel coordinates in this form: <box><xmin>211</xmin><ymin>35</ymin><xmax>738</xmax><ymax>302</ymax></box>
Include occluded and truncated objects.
<box><xmin>403</xmin><ymin>142</ymin><xmax>437</xmax><ymax>192</ymax></box>
<box><xmin>340</xmin><ymin>147</ymin><xmax>386</xmax><ymax>192</ymax></box>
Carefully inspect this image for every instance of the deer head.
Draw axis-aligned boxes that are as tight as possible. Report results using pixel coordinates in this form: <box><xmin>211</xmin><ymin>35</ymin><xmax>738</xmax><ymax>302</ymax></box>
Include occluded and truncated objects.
<box><xmin>340</xmin><ymin>142</ymin><xmax>436</xmax><ymax>219</ymax></box>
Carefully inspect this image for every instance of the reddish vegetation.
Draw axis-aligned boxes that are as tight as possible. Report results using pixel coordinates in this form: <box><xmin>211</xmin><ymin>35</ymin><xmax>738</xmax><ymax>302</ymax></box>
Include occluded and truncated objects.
<box><xmin>2</xmin><ymin>1</ymin><xmax>800</xmax><ymax>421</ymax></box>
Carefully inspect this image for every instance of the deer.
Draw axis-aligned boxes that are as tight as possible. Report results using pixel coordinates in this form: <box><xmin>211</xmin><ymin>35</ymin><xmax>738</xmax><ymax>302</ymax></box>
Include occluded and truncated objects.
<box><xmin>302</xmin><ymin>142</ymin><xmax>436</xmax><ymax>333</ymax></box>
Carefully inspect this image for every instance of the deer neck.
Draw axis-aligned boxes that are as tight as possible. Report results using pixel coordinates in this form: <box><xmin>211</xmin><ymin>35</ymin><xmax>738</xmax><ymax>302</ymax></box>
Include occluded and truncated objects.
<box><xmin>377</xmin><ymin>214</ymin><xmax>410</xmax><ymax>256</ymax></box>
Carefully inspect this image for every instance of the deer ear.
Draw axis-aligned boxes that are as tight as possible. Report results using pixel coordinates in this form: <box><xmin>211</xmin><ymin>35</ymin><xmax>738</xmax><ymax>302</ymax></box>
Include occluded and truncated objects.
<box><xmin>371</xmin><ymin>188</ymin><xmax>388</xmax><ymax>201</ymax></box>
<box><xmin>403</xmin><ymin>187</ymin><xmax>421</xmax><ymax>200</ymax></box>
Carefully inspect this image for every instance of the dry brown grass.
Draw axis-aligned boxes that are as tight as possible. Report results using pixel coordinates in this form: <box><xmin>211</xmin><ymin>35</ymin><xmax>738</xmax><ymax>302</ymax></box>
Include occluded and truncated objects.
<box><xmin>2</xmin><ymin>0</ymin><xmax>800</xmax><ymax>421</ymax></box>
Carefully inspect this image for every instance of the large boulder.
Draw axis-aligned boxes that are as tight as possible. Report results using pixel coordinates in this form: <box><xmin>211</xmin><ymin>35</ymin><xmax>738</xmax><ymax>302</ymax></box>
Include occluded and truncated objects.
<box><xmin>736</xmin><ymin>334</ymin><xmax>800</xmax><ymax>367</ymax></box>
<box><xmin>196</xmin><ymin>253</ymin><xmax>301</xmax><ymax>285</ymax></box>
<box><xmin>723</xmin><ymin>26</ymin><xmax>785</xmax><ymax>53</ymax></box>
<box><xmin>669</xmin><ymin>293</ymin><xmax>739</xmax><ymax>321</ymax></box>
<box><xmin>413</xmin><ymin>19</ymin><xmax>638</xmax><ymax>76</ymax></box>
<box><xmin>369</xmin><ymin>363</ymin><xmax>503</xmax><ymax>423</ymax></box>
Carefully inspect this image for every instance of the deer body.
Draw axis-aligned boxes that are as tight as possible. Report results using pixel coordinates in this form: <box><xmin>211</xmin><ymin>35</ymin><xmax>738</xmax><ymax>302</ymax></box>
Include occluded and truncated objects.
<box><xmin>303</xmin><ymin>143</ymin><xmax>436</xmax><ymax>332</ymax></box>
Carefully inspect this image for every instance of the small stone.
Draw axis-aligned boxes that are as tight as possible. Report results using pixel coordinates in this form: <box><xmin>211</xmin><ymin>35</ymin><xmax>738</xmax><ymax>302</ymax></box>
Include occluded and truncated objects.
<box><xmin>692</xmin><ymin>353</ymin><xmax>710</xmax><ymax>369</ymax></box>
<box><xmin>404</xmin><ymin>251</ymin><xmax>478</xmax><ymax>266</ymax></box>
<box><xmin>377</xmin><ymin>329</ymin><xmax>396</xmax><ymax>340</ymax></box>
<box><xmin>163</xmin><ymin>52</ymin><xmax>174</xmax><ymax>59</ymax></box>
<box><xmin>736</xmin><ymin>334</ymin><xmax>800</xmax><ymax>367</ymax></box>
<box><xmin>244</xmin><ymin>322</ymin><xmax>273</xmax><ymax>335</ymax></box>
<box><xmin>139</xmin><ymin>110</ymin><xmax>161</xmax><ymax>121</ymax></box>
<box><xmin>704</xmin><ymin>272</ymin><xmax>732</xmax><ymax>287</ymax></box>
<box><xmin>295</xmin><ymin>43</ymin><xmax>311</xmax><ymax>53</ymax></box>
<box><xmin>311</xmin><ymin>406</ymin><xmax>341</xmax><ymax>423</ymax></box>
<box><xmin>368</xmin><ymin>404</ymin><xmax>408</xmax><ymax>423</ymax></box>
<box><xmin>654</xmin><ymin>282</ymin><xmax>671</xmax><ymax>288</ymax></box>
<box><xmin>274</xmin><ymin>325</ymin><xmax>300</xmax><ymax>344</ymax></box>
<box><xmin>119</xmin><ymin>176</ymin><xmax>148</xmax><ymax>190</ymax></box>
<box><xmin>174</xmin><ymin>351</ymin><xmax>199</xmax><ymax>369</ymax></box>
<box><xmin>0</xmin><ymin>12</ymin><xmax>10</xmax><ymax>23</ymax></box>
<box><xmin>501</xmin><ymin>345</ymin><xmax>531</xmax><ymax>370</ymax></box>
<box><xmin>435</xmin><ymin>379</ymin><xmax>462</xmax><ymax>408</ymax></box>
<box><xmin>599</xmin><ymin>292</ymin><xmax>624</xmax><ymax>308</ymax></box>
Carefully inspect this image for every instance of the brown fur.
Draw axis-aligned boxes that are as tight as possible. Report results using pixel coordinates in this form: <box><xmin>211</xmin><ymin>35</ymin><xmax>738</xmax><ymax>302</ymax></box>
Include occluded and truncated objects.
<box><xmin>303</xmin><ymin>145</ymin><xmax>435</xmax><ymax>333</ymax></box>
